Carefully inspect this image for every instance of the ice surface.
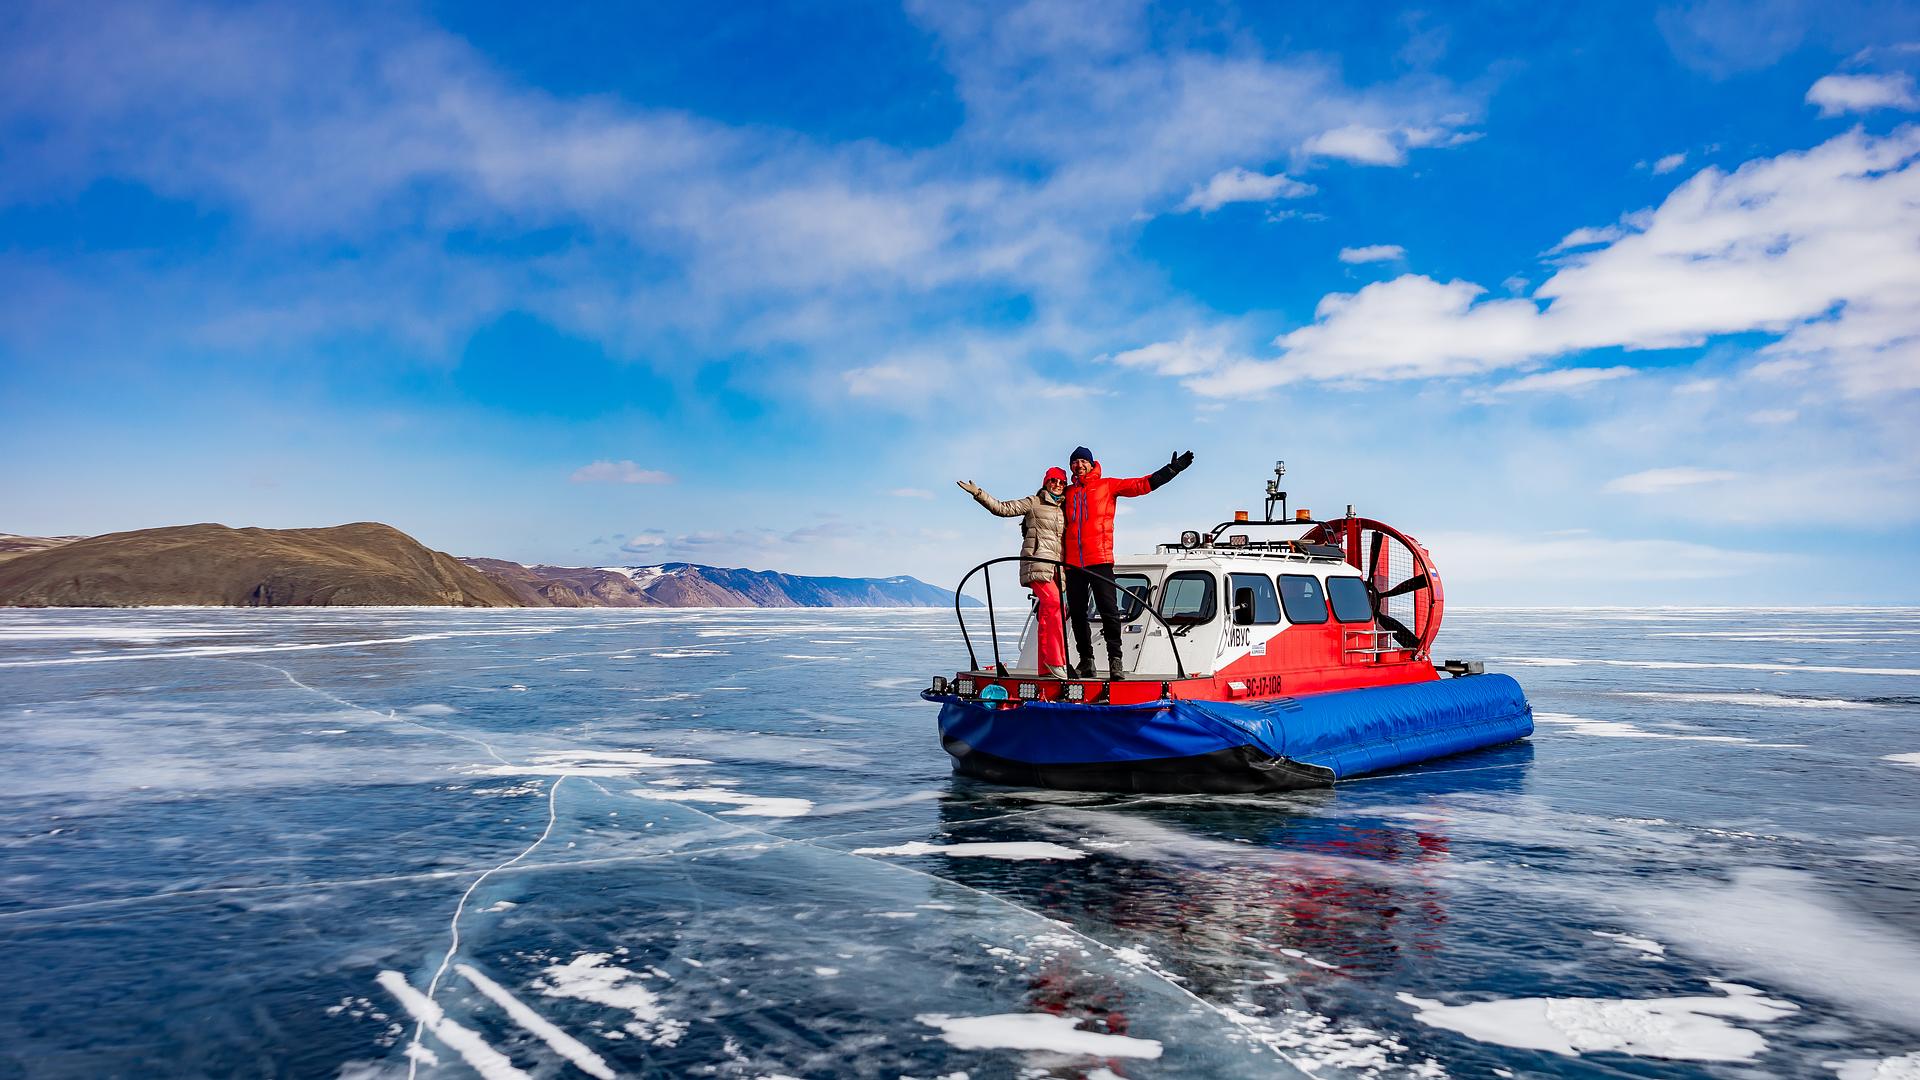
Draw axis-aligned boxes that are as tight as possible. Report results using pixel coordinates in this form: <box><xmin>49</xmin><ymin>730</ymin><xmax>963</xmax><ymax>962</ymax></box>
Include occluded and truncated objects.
<box><xmin>6</xmin><ymin>605</ymin><xmax>1919</xmax><ymax>1078</ymax></box>
<box><xmin>1398</xmin><ymin>981</ymin><xmax>1796</xmax><ymax>1061</ymax></box>
<box><xmin>916</xmin><ymin>1012</ymin><xmax>1164</xmax><ymax>1058</ymax></box>
<box><xmin>851</xmin><ymin>840</ymin><xmax>1087</xmax><ymax>860</ymax></box>
<box><xmin>377</xmin><ymin>970</ymin><xmax>529</xmax><ymax>1080</ymax></box>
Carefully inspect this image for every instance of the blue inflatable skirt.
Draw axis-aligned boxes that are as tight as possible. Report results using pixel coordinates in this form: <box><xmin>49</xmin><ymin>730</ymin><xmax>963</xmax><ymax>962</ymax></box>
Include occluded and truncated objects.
<box><xmin>928</xmin><ymin>674</ymin><xmax>1532</xmax><ymax>793</ymax></box>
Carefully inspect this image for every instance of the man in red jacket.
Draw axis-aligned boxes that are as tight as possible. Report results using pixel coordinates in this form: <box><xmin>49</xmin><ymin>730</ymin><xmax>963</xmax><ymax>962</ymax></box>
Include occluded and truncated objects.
<box><xmin>1063</xmin><ymin>445</ymin><xmax>1194</xmax><ymax>682</ymax></box>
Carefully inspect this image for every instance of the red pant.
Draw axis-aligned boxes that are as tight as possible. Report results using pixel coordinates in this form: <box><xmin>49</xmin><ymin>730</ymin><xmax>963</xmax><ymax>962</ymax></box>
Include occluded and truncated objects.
<box><xmin>1030</xmin><ymin>580</ymin><xmax>1067</xmax><ymax>669</ymax></box>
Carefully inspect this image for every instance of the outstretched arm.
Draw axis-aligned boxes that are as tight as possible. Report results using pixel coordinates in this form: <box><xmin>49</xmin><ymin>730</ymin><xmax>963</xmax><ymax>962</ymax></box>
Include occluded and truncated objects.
<box><xmin>956</xmin><ymin>480</ymin><xmax>1029</xmax><ymax>517</ymax></box>
<box><xmin>1147</xmin><ymin>450</ymin><xmax>1194</xmax><ymax>491</ymax></box>
<box><xmin>1114</xmin><ymin>451</ymin><xmax>1195</xmax><ymax>497</ymax></box>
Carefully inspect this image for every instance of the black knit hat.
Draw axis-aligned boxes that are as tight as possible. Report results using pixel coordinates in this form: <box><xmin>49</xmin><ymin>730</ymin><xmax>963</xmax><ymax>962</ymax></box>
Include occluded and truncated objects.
<box><xmin>1070</xmin><ymin>446</ymin><xmax>1094</xmax><ymax>463</ymax></box>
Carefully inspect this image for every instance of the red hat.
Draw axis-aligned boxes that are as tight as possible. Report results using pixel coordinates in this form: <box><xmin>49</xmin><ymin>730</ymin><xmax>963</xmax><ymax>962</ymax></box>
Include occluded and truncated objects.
<box><xmin>1044</xmin><ymin>467</ymin><xmax>1068</xmax><ymax>483</ymax></box>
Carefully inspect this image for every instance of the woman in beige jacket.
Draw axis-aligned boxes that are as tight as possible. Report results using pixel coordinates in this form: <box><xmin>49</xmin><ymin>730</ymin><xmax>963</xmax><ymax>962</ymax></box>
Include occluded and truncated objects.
<box><xmin>957</xmin><ymin>467</ymin><xmax>1070</xmax><ymax>678</ymax></box>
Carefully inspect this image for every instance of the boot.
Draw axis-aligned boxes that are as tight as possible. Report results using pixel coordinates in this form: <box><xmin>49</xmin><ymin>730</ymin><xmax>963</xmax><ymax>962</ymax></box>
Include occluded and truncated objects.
<box><xmin>1073</xmin><ymin>657</ymin><xmax>1095</xmax><ymax>679</ymax></box>
<box><xmin>1106</xmin><ymin>649</ymin><xmax>1126</xmax><ymax>681</ymax></box>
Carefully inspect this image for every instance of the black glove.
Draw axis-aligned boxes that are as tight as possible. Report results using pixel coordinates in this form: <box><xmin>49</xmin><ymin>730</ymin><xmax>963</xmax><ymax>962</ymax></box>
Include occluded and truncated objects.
<box><xmin>1148</xmin><ymin>450</ymin><xmax>1194</xmax><ymax>491</ymax></box>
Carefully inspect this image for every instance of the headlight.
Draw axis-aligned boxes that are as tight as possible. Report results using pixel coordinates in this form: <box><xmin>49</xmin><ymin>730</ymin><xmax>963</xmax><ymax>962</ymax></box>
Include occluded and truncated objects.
<box><xmin>956</xmin><ymin>677</ymin><xmax>976</xmax><ymax>696</ymax></box>
<box><xmin>1180</xmin><ymin>530</ymin><xmax>1201</xmax><ymax>549</ymax></box>
<box><xmin>930</xmin><ymin>676</ymin><xmax>949</xmax><ymax>694</ymax></box>
<box><xmin>1017</xmin><ymin>682</ymin><xmax>1038</xmax><ymax>700</ymax></box>
<box><xmin>1064</xmin><ymin>682</ymin><xmax>1086</xmax><ymax>702</ymax></box>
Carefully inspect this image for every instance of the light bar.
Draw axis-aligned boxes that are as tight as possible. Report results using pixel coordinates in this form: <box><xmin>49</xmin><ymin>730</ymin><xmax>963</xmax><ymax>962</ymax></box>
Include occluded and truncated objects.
<box><xmin>955</xmin><ymin>677</ymin><xmax>976</xmax><ymax>696</ymax></box>
<box><xmin>1017</xmin><ymin>682</ymin><xmax>1038</xmax><ymax>700</ymax></box>
<box><xmin>930</xmin><ymin>675</ymin><xmax>949</xmax><ymax>694</ymax></box>
<box><xmin>1064</xmin><ymin>682</ymin><xmax>1086</xmax><ymax>702</ymax></box>
<box><xmin>1228</xmin><ymin>534</ymin><xmax>1249</xmax><ymax>547</ymax></box>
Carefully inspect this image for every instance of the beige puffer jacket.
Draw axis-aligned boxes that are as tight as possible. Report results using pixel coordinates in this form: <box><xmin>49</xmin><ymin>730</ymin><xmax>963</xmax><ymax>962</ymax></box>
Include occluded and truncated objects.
<box><xmin>968</xmin><ymin>485</ymin><xmax>1066</xmax><ymax>586</ymax></box>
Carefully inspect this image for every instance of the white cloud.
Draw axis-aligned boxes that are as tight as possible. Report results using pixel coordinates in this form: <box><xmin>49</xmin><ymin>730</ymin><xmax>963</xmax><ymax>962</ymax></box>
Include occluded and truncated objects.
<box><xmin>1303</xmin><ymin>123</ymin><xmax>1478</xmax><ymax>166</ymax></box>
<box><xmin>1652</xmin><ymin>152</ymin><xmax>1689</xmax><ymax>175</ymax></box>
<box><xmin>1806</xmin><ymin>72</ymin><xmax>1920</xmax><ymax>117</ymax></box>
<box><xmin>1186</xmin><ymin>126</ymin><xmax>1920</xmax><ymax>398</ymax></box>
<box><xmin>1338</xmin><ymin>244</ymin><xmax>1405</xmax><ymax>263</ymax></box>
<box><xmin>1603</xmin><ymin>467</ymin><xmax>1742</xmax><ymax>494</ymax></box>
<box><xmin>1482</xmin><ymin>366</ymin><xmax>1636</xmax><ymax>395</ymax></box>
<box><xmin>1549</xmin><ymin>225</ymin><xmax>1625</xmax><ymax>252</ymax></box>
<box><xmin>1177</xmin><ymin>167</ymin><xmax>1313</xmax><ymax>212</ymax></box>
<box><xmin>1747</xmin><ymin>408</ymin><xmax>1799</xmax><ymax>424</ymax></box>
<box><xmin>887</xmin><ymin>488</ymin><xmax>934</xmax><ymax>499</ymax></box>
<box><xmin>1102</xmin><ymin>332</ymin><xmax>1245</xmax><ymax>377</ymax></box>
<box><xmin>1304</xmin><ymin>125</ymin><xmax>1407</xmax><ymax>165</ymax></box>
<box><xmin>570</xmin><ymin>461</ymin><xmax>674</xmax><ymax>485</ymax></box>
<box><xmin>620</xmin><ymin>530</ymin><xmax>667</xmax><ymax>552</ymax></box>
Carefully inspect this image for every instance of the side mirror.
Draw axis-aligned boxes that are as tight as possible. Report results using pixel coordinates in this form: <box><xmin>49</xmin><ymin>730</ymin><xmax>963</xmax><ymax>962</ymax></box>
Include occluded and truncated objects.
<box><xmin>1233</xmin><ymin>587</ymin><xmax>1255</xmax><ymax>625</ymax></box>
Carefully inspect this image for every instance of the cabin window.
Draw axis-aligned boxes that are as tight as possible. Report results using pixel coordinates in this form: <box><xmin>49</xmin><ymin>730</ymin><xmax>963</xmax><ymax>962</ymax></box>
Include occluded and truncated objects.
<box><xmin>1326</xmin><ymin>576</ymin><xmax>1374</xmax><ymax>623</ymax></box>
<box><xmin>1159</xmin><ymin>571</ymin><xmax>1217</xmax><ymax>625</ymax></box>
<box><xmin>1114</xmin><ymin>574</ymin><xmax>1151</xmax><ymax>621</ymax></box>
<box><xmin>1228</xmin><ymin>573</ymin><xmax>1280</xmax><ymax>624</ymax></box>
<box><xmin>1276</xmin><ymin>574</ymin><xmax>1330</xmax><ymax>624</ymax></box>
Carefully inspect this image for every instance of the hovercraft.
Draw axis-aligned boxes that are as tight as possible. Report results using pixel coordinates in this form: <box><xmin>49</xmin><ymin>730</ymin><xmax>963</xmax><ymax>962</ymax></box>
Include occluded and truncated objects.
<box><xmin>922</xmin><ymin>461</ymin><xmax>1532</xmax><ymax>793</ymax></box>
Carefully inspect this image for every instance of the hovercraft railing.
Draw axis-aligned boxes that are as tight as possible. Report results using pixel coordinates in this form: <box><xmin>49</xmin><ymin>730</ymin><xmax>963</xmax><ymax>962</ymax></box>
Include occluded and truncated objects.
<box><xmin>952</xmin><ymin>556</ymin><xmax>1188</xmax><ymax>681</ymax></box>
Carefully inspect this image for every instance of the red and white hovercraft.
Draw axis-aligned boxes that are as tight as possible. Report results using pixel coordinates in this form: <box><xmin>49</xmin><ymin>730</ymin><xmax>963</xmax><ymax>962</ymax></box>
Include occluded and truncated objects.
<box><xmin>922</xmin><ymin>461</ymin><xmax>1533</xmax><ymax>793</ymax></box>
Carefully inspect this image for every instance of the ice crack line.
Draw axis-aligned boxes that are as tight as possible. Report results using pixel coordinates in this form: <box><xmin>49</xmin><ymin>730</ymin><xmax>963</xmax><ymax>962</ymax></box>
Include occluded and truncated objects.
<box><xmin>246</xmin><ymin>661</ymin><xmax>513</xmax><ymax>767</ymax></box>
<box><xmin>407</xmin><ymin>773</ymin><xmax>570</xmax><ymax>1080</ymax></box>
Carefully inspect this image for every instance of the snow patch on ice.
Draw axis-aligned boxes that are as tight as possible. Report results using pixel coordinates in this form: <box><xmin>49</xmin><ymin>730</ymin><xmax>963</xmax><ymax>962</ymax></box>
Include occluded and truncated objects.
<box><xmin>635</xmin><ymin>783</ymin><xmax>813</xmax><ymax>817</ymax></box>
<box><xmin>851</xmin><ymin>840</ymin><xmax>1086</xmax><ymax>861</ymax></box>
<box><xmin>1593</xmin><ymin>930</ymin><xmax>1666</xmax><ymax>957</ymax></box>
<box><xmin>1885</xmin><ymin>753</ymin><xmax>1920</xmax><ymax>769</ymax></box>
<box><xmin>1534</xmin><ymin>711</ymin><xmax>1772</xmax><ymax>744</ymax></box>
<box><xmin>1398</xmin><ymin>981</ymin><xmax>1796</xmax><ymax>1061</ymax></box>
<box><xmin>1612</xmin><ymin>691</ymin><xmax>1880</xmax><ymax>710</ymax></box>
<box><xmin>407</xmin><ymin>703</ymin><xmax>459</xmax><ymax>716</ymax></box>
<box><xmin>534</xmin><ymin>953</ymin><xmax>687</xmax><ymax>1047</ymax></box>
<box><xmin>376</xmin><ymin>970</ymin><xmax>529</xmax><ymax>1079</ymax></box>
<box><xmin>1828</xmin><ymin>1052</ymin><xmax>1920</xmax><ymax>1079</ymax></box>
<box><xmin>455</xmin><ymin>964</ymin><xmax>614</xmax><ymax>1080</ymax></box>
<box><xmin>475</xmin><ymin>749</ymin><xmax>711</xmax><ymax>778</ymax></box>
<box><xmin>916</xmin><ymin>1013</ymin><xmax>1163</xmax><ymax>1058</ymax></box>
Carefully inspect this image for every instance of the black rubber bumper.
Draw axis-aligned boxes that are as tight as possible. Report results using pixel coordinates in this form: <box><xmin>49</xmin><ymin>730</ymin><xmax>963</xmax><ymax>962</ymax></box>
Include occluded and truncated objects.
<box><xmin>942</xmin><ymin>738</ymin><xmax>1336</xmax><ymax>794</ymax></box>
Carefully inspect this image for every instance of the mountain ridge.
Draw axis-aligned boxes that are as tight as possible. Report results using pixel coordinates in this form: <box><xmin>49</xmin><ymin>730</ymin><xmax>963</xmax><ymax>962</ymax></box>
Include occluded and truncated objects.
<box><xmin>0</xmin><ymin>527</ymin><xmax>963</xmax><ymax>608</ymax></box>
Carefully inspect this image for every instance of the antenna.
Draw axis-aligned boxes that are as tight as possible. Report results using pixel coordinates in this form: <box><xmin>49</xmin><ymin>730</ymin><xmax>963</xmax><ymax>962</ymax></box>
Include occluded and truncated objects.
<box><xmin>1263</xmin><ymin>460</ymin><xmax>1288</xmax><ymax>522</ymax></box>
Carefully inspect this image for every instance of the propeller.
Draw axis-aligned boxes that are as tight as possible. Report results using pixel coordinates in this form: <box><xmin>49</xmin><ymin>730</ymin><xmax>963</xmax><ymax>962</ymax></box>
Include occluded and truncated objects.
<box><xmin>1362</xmin><ymin>529</ymin><xmax>1425</xmax><ymax>649</ymax></box>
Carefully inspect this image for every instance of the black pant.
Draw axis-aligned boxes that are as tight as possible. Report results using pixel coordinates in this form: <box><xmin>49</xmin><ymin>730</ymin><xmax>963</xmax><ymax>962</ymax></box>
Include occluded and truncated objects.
<box><xmin>1067</xmin><ymin>563</ymin><xmax>1123</xmax><ymax>671</ymax></box>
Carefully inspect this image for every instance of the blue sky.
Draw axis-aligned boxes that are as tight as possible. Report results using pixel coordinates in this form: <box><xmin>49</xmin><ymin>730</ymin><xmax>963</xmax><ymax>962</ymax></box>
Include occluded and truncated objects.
<box><xmin>3</xmin><ymin>0</ymin><xmax>1918</xmax><ymax>604</ymax></box>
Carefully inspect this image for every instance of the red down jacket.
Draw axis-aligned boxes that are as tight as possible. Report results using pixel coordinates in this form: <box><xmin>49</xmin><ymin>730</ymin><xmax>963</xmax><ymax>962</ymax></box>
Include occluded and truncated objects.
<box><xmin>1062</xmin><ymin>461</ymin><xmax>1153</xmax><ymax>567</ymax></box>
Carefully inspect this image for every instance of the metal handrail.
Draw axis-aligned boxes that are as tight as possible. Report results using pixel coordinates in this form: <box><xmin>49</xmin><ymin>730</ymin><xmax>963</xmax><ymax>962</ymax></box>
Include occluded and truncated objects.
<box><xmin>952</xmin><ymin>556</ymin><xmax>1189</xmax><ymax>681</ymax></box>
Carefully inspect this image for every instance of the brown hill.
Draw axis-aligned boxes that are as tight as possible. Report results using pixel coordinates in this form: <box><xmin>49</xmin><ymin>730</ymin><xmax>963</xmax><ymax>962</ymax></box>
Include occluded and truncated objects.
<box><xmin>0</xmin><ymin>533</ymin><xmax>83</xmax><ymax>563</ymax></box>
<box><xmin>0</xmin><ymin>523</ymin><xmax>519</xmax><ymax>608</ymax></box>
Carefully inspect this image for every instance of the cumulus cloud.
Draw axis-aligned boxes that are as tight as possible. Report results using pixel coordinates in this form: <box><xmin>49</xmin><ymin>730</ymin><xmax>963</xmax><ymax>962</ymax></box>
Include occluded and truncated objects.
<box><xmin>1603</xmin><ymin>467</ymin><xmax>1742</xmax><ymax>494</ymax></box>
<box><xmin>1652</xmin><ymin>152</ymin><xmax>1689</xmax><ymax>174</ymax></box>
<box><xmin>1185</xmin><ymin>126</ymin><xmax>1920</xmax><ymax>398</ymax></box>
<box><xmin>1806</xmin><ymin>72</ymin><xmax>1920</xmax><ymax>116</ymax></box>
<box><xmin>570</xmin><ymin>460</ymin><xmax>674</xmax><ymax>485</ymax></box>
<box><xmin>1338</xmin><ymin>244</ymin><xmax>1405</xmax><ymax>263</ymax></box>
<box><xmin>1177</xmin><ymin>167</ymin><xmax>1314</xmax><ymax>212</ymax></box>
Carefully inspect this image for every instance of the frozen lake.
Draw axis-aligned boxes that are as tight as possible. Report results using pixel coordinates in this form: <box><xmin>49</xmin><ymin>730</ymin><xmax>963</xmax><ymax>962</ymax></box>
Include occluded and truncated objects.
<box><xmin>2</xmin><ymin>606</ymin><xmax>1918</xmax><ymax>1078</ymax></box>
